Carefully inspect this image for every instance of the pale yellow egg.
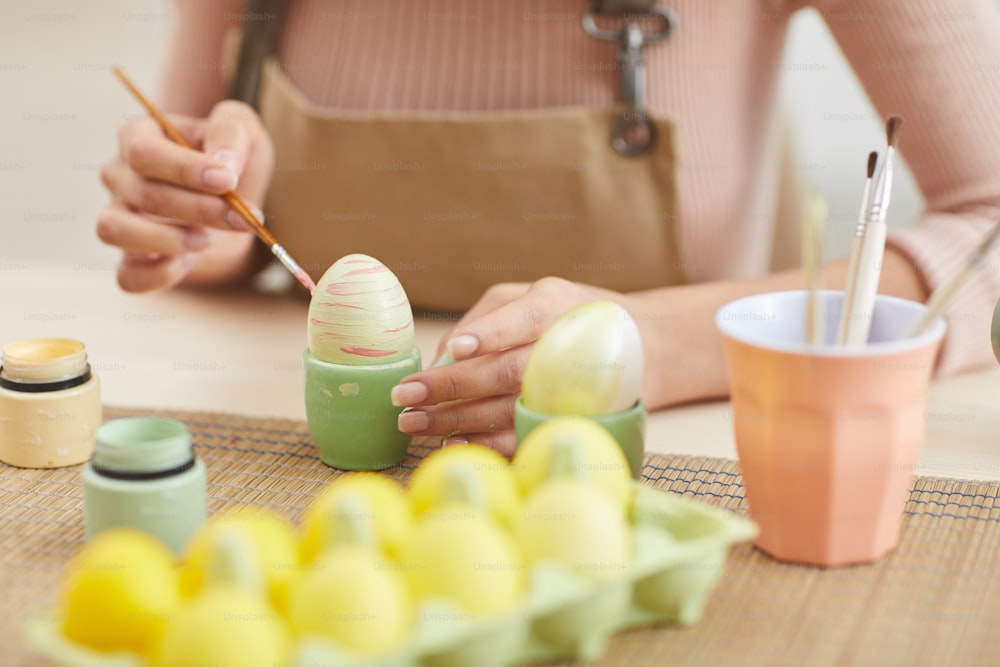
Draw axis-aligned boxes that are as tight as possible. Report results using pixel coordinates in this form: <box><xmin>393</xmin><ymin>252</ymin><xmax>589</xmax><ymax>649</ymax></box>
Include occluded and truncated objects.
<box><xmin>155</xmin><ymin>586</ymin><xmax>290</xmax><ymax>667</ymax></box>
<box><xmin>178</xmin><ymin>507</ymin><xmax>299</xmax><ymax>614</ymax></box>
<box><xmin>408</xmin><ymin>444</ymin><xmax>520</xmax><ymax>526</ymax></box>
<box><xmin>516</xmin><ymin>479</ymin><xmax>632</xmax><ymax>580</ymax></box>
<box><xmin>157</xmin><ymin>529</ymin><xmax>291</xmax><ymax>667</ymax></box>
<box><xmin>299</xmin><ymin>473</ymin><xmax>412</xmax><ymax>563</ymax></box>
<box><xmin>521</xmin><ymin>301</ymin><xmax>643</xmax><ymax>416</ymax></box>
<box><xmin>287</xmin><ymin>545</ymin><xmax>412</xmax><ymax>654</ymax></box>
<box><xmin>513</xmin><ymin>417</ymin><xmax>632</xmax><ymax>509</ymax></box>
<box><xmin>400</xmin><ymin>505</ymin><xmax>526</xmax><ymax>617</ymax></box>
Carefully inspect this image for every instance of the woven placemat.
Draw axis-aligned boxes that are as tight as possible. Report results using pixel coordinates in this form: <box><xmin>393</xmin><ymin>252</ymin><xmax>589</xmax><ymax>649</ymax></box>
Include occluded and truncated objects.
<box><xmin>2</xmin><ymin>407</ymin><xmax>1000</xmax><ymax>667</ymax></box>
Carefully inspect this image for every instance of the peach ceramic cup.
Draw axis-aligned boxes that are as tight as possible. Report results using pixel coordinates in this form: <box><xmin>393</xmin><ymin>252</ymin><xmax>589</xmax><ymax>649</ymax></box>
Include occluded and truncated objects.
<box><xmin>715</xmin><ymin>291</ymin><xmax>946</xmax><ymax>567</ymax></box>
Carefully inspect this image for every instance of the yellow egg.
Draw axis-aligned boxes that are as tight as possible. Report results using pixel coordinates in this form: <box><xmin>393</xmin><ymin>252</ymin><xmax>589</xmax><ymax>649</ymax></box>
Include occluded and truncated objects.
<box><xmin>157</xmin><ymin>528</ymin><xmax>291</xmax><ymax>667</ymax></box>
<box><xmin>60</xmin><ymin>528</ymin><xmax>180</xmax><ymax>656</ymax></box>
<box><xmin>288</xmin><ymin>545</ymin><xmax>412</xmax><ymax>654</ymax></box>
<box><xmin>516</xmin><ymin>479</ymin><xmax>632</xmax><ymax>580</ymax></box>
<box><xmin>408</xmin><ymin>444</ymin><xmax>520</xmax><ymax>526</ymax></box>
<box><xmin>512</xmin><ymin>417</ymin><xmax>632</xmax><ymax>509</ymax></box>
<box><xmin>155</xmin><ymin>586</ymin><xmax>290</xmax><ymax>667</ymax></box>
<box><xmin>400</xmin><ymin>505</ymin><xmax>525</xmax><ymax>617</ymax></box>
<box><xmin>179</xmin><ymin>507</ymin><xmax>299</xmax><ymax>614</ymax></box>
<box><xmin>299</xmin><ymin>473</ymin><xmax>412</xmax><ymax>563</ymax></box>
<box><xmin>521</xmin><ymin>300</ymin><xmax>643</xmax><ymax>416</ymax></box>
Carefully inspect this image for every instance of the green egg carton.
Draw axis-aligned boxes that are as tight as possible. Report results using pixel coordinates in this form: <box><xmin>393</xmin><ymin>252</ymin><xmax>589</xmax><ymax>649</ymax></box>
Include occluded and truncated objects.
<box><xmin>293</xmin><ymin>482</ymin><xmax>757</xmax><ymax>667</ymax></box>
<box><xmin>24</xmin><ymin>483</ymin><xmax>756</xmax><ymax>667</ymax></box>
<box><xmin>24</xmin><ymin>615</ymin><xmax>141</xmax><ymax>667</ymax></box>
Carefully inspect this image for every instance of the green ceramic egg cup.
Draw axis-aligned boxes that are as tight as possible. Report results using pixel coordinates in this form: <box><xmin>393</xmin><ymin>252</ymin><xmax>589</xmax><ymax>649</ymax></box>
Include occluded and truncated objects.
<box><xmin>303</xmin><ymin>347</ymin><xmax>421</xmax><ymax>470</ymax></box>
<box><xmin>514</xmin><ymin>397</ymin><xmax>647</xmax><ymax>480</ymax></box>
<box><xmin>26</xmin><ymin>483</ymin><xmax>756</xmax><ymax>667</ymax></box>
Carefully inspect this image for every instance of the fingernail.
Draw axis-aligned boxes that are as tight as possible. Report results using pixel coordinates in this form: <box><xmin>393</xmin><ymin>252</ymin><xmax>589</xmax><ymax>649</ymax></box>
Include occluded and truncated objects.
<box><xmin>448</xmin><ymin>335</ymin><xmax>479</xmax><ymax>360</ymax></box>
<box><xmin>391</xmin><ymin>382</ymin><xmax>428</xmax><ymax>407</ymax></box>
<box><xmin>203</xmin><ymin>167</ymin><xmax>237</xmax><ymax>191</ymax></box>
<box><xmin>183</xmin><ymin>228</ymin><xmax>211</xmax><ymax>251</ymax></box>
<box><xmin>250</xmin><ymin>205</ymin><xmax>266</xmax><ymax>225</ymax></box>
<box><xmin>225</xmin><ymin>210</ymin><xmax>252</xmax><ymax>231</ymax></box>
<box><xmin>443</xmin><ymin>436</ymin><xmax>468</xmax><ymax>446</ymax></box>
<box><xmin>212</xmin><ymin>149</ymin><xmax>241</xmax><ymax>173</ymax></box>
<box><xmin>398</xmin><ymin>410</ymin><xmax>429</xmax><ymax>433</ymax></box>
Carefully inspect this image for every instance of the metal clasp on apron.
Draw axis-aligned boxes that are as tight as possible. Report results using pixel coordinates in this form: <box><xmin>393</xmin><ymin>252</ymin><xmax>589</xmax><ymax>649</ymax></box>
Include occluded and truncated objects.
<box><xmin>583</xmin><ymin>0</ymin><xmax>675</xmax><ymax>156</ymax></box>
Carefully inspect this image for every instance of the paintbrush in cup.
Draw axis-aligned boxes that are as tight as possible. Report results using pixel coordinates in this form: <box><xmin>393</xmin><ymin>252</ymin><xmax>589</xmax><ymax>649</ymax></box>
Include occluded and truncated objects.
<box><xmin>840</xmin><ymin>116</ymin><xmax>904</xmax><ymax>346</ymax></box>
<box><xmin>836</xmin><ymin>151</ymin><xmax>878</xmax><ymax>344</ymax></box>
<box><xmin>803</xmin><ymin>190</ymin><xmax>827</xmax><ymax>345</ymax></box>
<box><xmin>112</xmin><ymin>67</ymin><xmax>316</xmax><ymax>294</ymax></box>
<box><xmin>906</xmin><ymin>220</ymin><xmax>1000</xmax><ymax>337</ymax></box>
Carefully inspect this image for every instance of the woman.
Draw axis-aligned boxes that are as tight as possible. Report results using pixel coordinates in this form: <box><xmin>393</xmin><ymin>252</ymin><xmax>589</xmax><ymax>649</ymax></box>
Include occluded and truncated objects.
<box><xmin>99</xmin><ymin>0</ymin><xmax>1000</xmax><ymax>453</ymax></box>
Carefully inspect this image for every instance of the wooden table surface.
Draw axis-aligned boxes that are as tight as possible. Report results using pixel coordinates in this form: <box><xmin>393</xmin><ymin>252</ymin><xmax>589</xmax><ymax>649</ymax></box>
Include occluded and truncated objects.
<box><xmin>3</xmin><ymin>259</ymin><xmax>1000</xmax><ymax>481</ymax></box>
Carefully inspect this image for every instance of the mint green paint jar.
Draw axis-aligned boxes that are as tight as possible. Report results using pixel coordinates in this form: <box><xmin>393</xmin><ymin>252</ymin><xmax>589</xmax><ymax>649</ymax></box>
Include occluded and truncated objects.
<box><xmin>82</xmin><ymin>417</ymin><xmax>206</xmax><ymax>554</ymax></box>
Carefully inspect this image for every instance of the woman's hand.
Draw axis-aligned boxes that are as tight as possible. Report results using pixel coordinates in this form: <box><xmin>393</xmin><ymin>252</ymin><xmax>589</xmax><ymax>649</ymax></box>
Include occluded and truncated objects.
<box><xmin>390</xmin><ymin>277</ymin><xmax>637</xmax><ymax>456</ymax></box>
<box><xmin>98</xmin><ymin>100</ymin><xmax>274</xmax><ymax>292</ymax></box>
<box><xmin>391</xmin><ymin>272</ymin><xmax>754</xmax><ymax>456</ymax></box>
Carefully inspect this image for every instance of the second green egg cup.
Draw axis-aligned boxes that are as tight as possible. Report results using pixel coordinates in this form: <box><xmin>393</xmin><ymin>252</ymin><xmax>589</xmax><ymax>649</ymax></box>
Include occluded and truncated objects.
<box><xmin>304</xmin><ymin>347</ymin><xmax>421</xmax><ymax>470</ymax></box>
<box><xmin>514</xmin><ymin>397</ymin><xmax>647</xmax><ymax>479</ymax></box>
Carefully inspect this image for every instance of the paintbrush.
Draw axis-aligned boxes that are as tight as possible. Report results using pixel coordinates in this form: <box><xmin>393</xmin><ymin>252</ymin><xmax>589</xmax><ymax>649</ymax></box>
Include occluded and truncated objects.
<box><xmin>803</xmin><ymin>191</ymin><xmax>827</xmax><ymax>345</ymax></box>
<box><xmin>906</xmin><ymin>220</ymin><xmax>1000</xmax><ymax>337</ymax></box>
<box><xmin>840</xmin><ymin>116</ymin><xmax>904</xmax><ymax>345</ymax></box>
<box><xmin>112</xmin><ymin>67</ymin><xmax>316</xmax><ymax>294</ymax></box>
<box><xmin>836</xmin><ymin>151</ymin><xmax>878</xmax><ymax>344</ymax></box>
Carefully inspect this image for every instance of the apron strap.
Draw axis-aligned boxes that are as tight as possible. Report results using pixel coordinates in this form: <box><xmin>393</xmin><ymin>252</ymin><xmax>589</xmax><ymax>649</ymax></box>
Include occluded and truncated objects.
<box><xmin>228</xmin><ymin>0</ymin><xmax>673</xmax><ymax>156</ymax></box>
<box><xmin>583</xmin><ymin>1</ymin><xmax>676</xmax><ymax>156</ymax></box>
<box><xmin>229</xmin><ymin>0</ymin><xmax>287</xmax><ymax>108</ymax></box>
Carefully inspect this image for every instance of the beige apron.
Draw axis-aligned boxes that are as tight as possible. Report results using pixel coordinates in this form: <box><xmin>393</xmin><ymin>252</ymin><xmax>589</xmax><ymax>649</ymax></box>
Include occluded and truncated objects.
<box><xmin>258</xmin><ymin>58</ymin><xmax>685</xmax><ymax>312</ymax></box>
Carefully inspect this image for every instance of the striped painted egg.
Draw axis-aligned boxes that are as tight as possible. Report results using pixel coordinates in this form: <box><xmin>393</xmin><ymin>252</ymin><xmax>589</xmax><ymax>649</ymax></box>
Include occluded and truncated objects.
<box><xmin>308</xmin><ymin>254</ymin><xmax>414</xmax><ymax>365</ymax></box>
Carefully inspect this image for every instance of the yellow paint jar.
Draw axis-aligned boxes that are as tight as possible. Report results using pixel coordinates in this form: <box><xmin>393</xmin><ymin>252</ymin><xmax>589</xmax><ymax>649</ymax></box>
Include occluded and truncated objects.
<box><xmin>0</xmin><ymin>338</ymin><xmax>102</xmax><ymax>468</ymax></box>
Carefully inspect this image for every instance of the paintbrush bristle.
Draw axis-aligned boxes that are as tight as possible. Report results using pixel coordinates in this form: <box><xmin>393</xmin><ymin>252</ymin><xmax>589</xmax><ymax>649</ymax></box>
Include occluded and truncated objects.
<box><xmin>887</xmin><ymin>116</ymin><xmax>904</xmax><ymax>148</ymax></box>
<box><xmin>867</xmin><ymin>151</ymin><xmax>878</xmax><ymax>179</ymax></box>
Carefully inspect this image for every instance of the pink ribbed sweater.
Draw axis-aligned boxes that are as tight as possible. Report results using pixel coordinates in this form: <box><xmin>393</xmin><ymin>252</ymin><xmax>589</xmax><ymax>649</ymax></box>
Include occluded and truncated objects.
<box><xmin>163</xmin><ymin>0</ymin><xmax>1000</xmax><ymax>374</ymax></box>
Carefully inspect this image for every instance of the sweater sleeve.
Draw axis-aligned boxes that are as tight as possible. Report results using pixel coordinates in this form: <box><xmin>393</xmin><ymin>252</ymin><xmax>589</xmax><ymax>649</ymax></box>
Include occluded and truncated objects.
<box><xmin>806</xmin><ymin>0</ymin><xmax>1000</xmax><ymax>373</ymax></box>
<box><xmin>159</xmin><ymin>0</ymin><xmax>246</xmax><ymax>115</ymax></box>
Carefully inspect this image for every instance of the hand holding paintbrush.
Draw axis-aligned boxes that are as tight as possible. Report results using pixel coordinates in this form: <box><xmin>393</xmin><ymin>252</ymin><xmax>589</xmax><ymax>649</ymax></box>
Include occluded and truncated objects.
<box><xmin>112</xmin><ymin>67</ymin><xmax>316</xmax><ymax>294</ymax></box>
